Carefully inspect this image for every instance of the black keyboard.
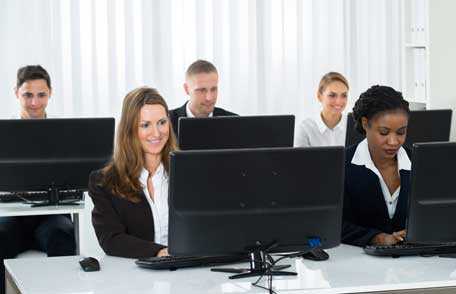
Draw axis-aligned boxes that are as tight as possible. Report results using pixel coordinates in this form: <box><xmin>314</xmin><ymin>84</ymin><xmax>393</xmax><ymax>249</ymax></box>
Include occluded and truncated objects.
<box><xmin>364</xmin><ymin>242</ymin><xmax>456</xmax><ymax>257</ymax></box>
<box><xmin>0</xmin><ymin>190</ymin><xmax>84</xmax><ymax>203</ymax></box>
<box><xmin>136</xmin><ymin>254</ymin><xmax>247</xmax><ymax>270</ymax></box>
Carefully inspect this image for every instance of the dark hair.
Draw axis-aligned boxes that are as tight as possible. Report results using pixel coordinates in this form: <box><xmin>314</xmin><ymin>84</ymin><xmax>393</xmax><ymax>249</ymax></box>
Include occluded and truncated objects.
<box><xmin>352</xmin><ymin>85</ymin><xmax>410</xmax><ymax>135</ymax></box>
<box><xmin>185</xmin><ymin>59</ymin><xmax>217</xmax><ymax>78</ymax></box>
<box><xmin>16</xmin><ymin>65</ymin><xmax>51</xmax><ymax>89</ymax></box>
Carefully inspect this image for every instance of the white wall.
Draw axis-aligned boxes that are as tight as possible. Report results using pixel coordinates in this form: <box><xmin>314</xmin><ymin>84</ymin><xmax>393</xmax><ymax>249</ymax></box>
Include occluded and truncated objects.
<box><xmin>428</xmin><ymin>0</ymin><xmax>456</xmax><ymax>140</ymax></box>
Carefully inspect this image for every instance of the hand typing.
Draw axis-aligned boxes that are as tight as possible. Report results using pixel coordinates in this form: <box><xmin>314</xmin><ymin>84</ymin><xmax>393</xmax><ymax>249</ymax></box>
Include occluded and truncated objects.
<box><xmin>157</xmin><ymin>248</ymin><xmax>169</xmax><ymax>257</ymax></box>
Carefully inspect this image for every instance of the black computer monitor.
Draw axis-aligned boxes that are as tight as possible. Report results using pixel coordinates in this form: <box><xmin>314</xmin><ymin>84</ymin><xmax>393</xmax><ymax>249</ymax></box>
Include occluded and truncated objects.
<box><xmin>177</xmin><ymin>115</ymin><xmax>295</xmax><ymax>150</ymax></box>
<box><xmin>0</xmin><ymin>118</ymin><xmax>114</xmax><ymax>205</ymax></box>
<box><xmin>345</xmin><ymin>109</ymin><xmax>453</xmax><ymax>148</ymax></box>
<box><xmin>168</xmin><ymin>146</ymin><xmax>344</xmax><ymax>256</ymax></box>
<box><xmin>406</xmin><ymin>142</ymin><xmax>456</xmax><ymax>244</ymax></box>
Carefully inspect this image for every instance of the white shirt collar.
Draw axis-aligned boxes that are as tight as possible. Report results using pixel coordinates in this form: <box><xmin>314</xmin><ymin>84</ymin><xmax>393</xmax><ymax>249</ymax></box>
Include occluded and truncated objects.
<box><xmin>139</xmin><ymin>163</ymin><xmax>166</xmax><ymax>187</ymax></box>
<box><xmin>186</xmin><ymin>101</ymin><xmax>213</xmax><ymax>118</ymax></box>
<box><xmin>351</xmin><ymin>138</ymin><xmax>411</xmax><ymax>171</ymax></box>
<box><xmin>315</xmin><ymin>112</ymin><xmax>347</xmax><ymax>134</ymax></box>
<box><xmin>352</xmin><ymin>138</ymin><xmax>410</xmax><ymax>219</ymax></box>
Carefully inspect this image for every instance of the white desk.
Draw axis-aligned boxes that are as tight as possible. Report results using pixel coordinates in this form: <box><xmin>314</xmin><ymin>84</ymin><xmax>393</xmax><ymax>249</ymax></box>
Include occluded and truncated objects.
<box><xmin>5</xmin><ymin>244</ymin><xmax>456</xmax><ymax>294</ymax></box>
<box><xmin>0</xmin><ymin>202</ymin><xmax>85</xmax><ymax>254</ymax></box>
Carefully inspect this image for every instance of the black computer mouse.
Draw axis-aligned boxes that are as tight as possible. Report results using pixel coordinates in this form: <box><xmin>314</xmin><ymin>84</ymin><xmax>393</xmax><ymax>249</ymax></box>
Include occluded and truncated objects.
<box><xmin>79</xmin><ymin>257</ymin><xmax>100</xmax><ymax>272</ymax></box>
<box><xmin>301</xmin><ymin>248</ymin><xmax>329</xmax><ymax>261</ymax></box>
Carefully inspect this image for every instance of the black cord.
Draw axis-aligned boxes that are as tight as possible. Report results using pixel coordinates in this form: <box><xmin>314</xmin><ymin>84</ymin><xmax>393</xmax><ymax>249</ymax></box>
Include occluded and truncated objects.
<box><xmin>251</xmin><ymin>253</ymin><xmax>292</xmax><ymax>294</ymax></box>
<box><xmin>251</xmin><ymin>262</ymin><xmax>277</xmax><ymax>294</ymax></box>
<box><xmin>249</xmin><ymin>243</ymin><xmax>320</xmax><ymax>293</ymax></box>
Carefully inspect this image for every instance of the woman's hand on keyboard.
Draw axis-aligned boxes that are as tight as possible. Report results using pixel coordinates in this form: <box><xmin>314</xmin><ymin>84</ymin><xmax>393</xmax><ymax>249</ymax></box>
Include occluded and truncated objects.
<box><xmin>393</xmin><ymin>230</ymin><xmax>406</xmax><ymax>242</ymax></box>
<box><xmin>157</xmin><ymin>248</ymin><xmax>169</xmax><ymax>257</ymax></box>
<box><xmin>371</xmin><ymin>230</ymin><xmax>406</xmax><ymax>246</ymax></box>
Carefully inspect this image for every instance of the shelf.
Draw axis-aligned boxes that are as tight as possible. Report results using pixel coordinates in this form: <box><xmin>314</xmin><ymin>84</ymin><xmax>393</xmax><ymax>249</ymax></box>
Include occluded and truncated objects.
<box><xmin>401</xmin><ymin>0</ymin><xmax>429</xmax><ymax>106</ymax></box>
<box><xmin>405</xmin><ymin>43</ymin><xmax>427</xmax><ymax>48</ymax></box>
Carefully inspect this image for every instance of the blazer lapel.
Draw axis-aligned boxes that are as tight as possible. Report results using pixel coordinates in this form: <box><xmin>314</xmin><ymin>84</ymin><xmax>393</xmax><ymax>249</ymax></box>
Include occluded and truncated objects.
<box><xmin>138</xmin><ymin>191</ymin><xmax>156</xmax><ymax>238</ymax></box>
<box><xmin>392</xmin><ymin>170</ymin><xmax>410</xmax><ymax>225</ymax></box>
<box><xmin>363</xmin><ymin>168</ymin><xmax>391</xmax><ymax>220</ymax></box>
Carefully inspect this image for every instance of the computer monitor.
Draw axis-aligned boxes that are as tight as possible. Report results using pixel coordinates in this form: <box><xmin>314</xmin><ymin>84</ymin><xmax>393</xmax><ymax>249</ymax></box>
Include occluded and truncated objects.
<box><xmin>0</xmin><ymin>118</ymin><xmax>114</xmax><ymax>205</ymax></box>
<box><xmin>406</xmin><ymin>142</ymin><xmax>456</xmax><ymax>244</ymax></box>
<box><xmin>177</xmin><ymin>115</ymin><xmax>295</xmax><ymax>150</ymax></box>
<box><xmin>168</xmin><ymin>146</ymin><xmax>344</xmax><ymax>256</ymax></box>
<box><xmin>345</xmin><ymin>109</ymin><xmax>453</xmax><ymax>148</ymax></box>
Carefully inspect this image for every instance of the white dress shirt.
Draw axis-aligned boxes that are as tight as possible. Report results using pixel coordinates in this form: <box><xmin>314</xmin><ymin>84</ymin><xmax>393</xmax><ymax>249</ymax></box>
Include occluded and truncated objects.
<box><xmin>186</xmin><ymin>101</ymin><xmax>213</xmax><ymax>118</ymax></box>
<box><xmin>351</xmin><ymin>139</ymin><xmax>411</xmax><ymax>219</ymax></box>
<box><xmin>294</xmin><ymin>112</ymin><xmax>347</xmax><ymax>147</ymax></box>
<box><xmin>139</xmin><ymin>164</ymin><xmax>169</xmax><ymax>246</ymax></box>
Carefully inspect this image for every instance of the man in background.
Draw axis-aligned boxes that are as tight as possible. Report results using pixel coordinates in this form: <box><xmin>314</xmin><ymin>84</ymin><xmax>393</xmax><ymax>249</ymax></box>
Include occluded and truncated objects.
<box><xmin>0</xmin><ymin>65</ymin><xmax>75</xmax><ymax>294</ymax></box>
<box><xmin>169</xmin><ymin>59</ymin><xmax>237</xmax><ymax>137</ymax></box>
<box><xmin>15</xmin><ymin>65</ymin><xmax>51</xmax><ymax>119</ymax></box>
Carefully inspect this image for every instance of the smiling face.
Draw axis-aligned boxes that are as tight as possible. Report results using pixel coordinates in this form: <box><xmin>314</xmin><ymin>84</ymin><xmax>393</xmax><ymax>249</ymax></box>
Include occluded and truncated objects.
<box><xmin>363</xmin><ymin>111</ymin><xmax>409</xmax><ymax>160</ymax></box>
<box><xmin>318</xmin><ymin>81</ymin><xmax>348</xmax><ymax>116</ymax></box>
<box><xmin>137</xmin><ymin>104</ymin><xmax>170</xmax><ymax>160</ymax></box>
<box><xmin>15</xmin><ymin>79</ymin><xmax>51</xmax><ymax>119</ymax></box>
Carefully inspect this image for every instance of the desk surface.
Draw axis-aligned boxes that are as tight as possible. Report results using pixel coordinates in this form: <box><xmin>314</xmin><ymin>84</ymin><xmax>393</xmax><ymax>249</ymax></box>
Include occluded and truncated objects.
<box><xmin>0</xmin><ymin>202</ymin><xmax>85</xmax><ymax>217</ymax></box>
<box><xmin>5</xmin><ymin>244</ymin><xmax>456</xmax><ymax>294</ymax></box>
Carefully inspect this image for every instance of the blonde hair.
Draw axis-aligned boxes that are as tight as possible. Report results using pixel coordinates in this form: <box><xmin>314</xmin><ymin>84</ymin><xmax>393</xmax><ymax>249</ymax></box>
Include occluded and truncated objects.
<box><xmin>100</xmin><ymin>87</ymin><xmax>177</xmax><ymax>202</ymax></box>
<box><xmin>185</xmin><ymin>59</ymin><xmax>218</xmax><ymax>79</ymax></box>
<box><xmin>318</xmin><ymin>72</ymin><xmax>349</xmax><ymax>95</ymax></box>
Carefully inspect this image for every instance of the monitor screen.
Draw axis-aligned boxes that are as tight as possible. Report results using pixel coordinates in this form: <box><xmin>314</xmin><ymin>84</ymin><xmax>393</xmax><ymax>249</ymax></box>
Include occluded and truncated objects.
<box><xmin>168</xmin><ymin>146</ymin><xmax>345</xmax><ymax>256</ymax></box>
<box><xmin>177</xmin><ymin>115</ymin><xmax>295</xmax><ymax>150</ymax></box>
<box><xmin>406</xmin><ymin>142</ymin><xmax>456</xmax><ymax>244</ymax></box>
<box><xmin>0</xmin><ymin>118</ymin><xmax>114</xmax><ymax>192</ymax></box>
<box><xmin>345</xmin><ymin>109</ymin><xmax>452</xmax><ymax>148</ymax></box>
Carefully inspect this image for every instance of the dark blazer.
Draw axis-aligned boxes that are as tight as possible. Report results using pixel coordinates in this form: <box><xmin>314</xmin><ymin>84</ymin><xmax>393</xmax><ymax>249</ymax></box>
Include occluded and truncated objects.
<box><xmin>342</xmin><ymin>144</ymin><xmax>411</xmax><ymax>247</ymax></box>
<box><xmin>88</xmin><ymin>170</ymin><xmax>165</xmax><ymax>258</ymax></box>
<box><xmin>169</xmin><ymin>101</ymin><xmax>237</xmax><ymax>137</ymax></box>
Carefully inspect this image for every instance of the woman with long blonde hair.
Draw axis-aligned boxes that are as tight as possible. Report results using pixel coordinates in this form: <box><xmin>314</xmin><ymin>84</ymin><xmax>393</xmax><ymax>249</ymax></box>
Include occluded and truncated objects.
<box><xmin>88</xmin><ymin>86</ymin><xmax>177</xmax><ymax>258</ymax></box>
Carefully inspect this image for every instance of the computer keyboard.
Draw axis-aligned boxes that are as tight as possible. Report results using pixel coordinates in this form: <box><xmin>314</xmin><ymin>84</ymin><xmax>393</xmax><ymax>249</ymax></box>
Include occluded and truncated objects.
<box><xmin>0</xmin><ymin>190</ymin><xmax>84</xmax><ymax>203</ymax></box>
<box><xmin>364</xmin><ymin>242</ymin><xmax>456</xmax><ymax>257</ymax></box>
<box><xmin>136</xmin><ymin>254</ymin><xmax>248</xmax><ymax>270</ymax></box>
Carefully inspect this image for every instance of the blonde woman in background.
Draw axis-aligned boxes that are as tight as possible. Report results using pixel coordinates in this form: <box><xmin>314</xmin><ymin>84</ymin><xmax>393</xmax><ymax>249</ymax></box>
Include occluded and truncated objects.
<box><xmin>295</xmin><ymin>72</ymin><xmax>349</xmax><ymax>147</ymax></box>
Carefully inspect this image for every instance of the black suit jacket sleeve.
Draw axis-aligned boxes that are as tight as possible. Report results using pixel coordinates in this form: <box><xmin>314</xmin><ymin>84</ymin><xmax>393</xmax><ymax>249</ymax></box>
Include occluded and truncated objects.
<box><xmin>88</xmin><ymin>171</ymin><xmax>165</xmax><ymax>258</ymax></box>
<box><xmin>341</xmin><ymin>184</ymin><xmax>383</xmax><ymax>247</ymax></box>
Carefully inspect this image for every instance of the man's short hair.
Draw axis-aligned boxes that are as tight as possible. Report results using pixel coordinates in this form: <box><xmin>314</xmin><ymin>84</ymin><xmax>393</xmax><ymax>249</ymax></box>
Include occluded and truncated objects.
<box><xmin>16</xmin><ymin>65</ymin><xmax>51</xmax><ymax>89</ymax></box>
<box><xmin>185</xmin><ymin>59</ymin><xmax>218</xmax><ymax>79</ymax></box>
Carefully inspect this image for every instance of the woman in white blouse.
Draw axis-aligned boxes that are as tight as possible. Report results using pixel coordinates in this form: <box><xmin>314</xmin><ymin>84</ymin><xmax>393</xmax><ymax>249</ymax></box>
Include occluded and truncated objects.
<box><xmin>295</xmin><ymin>72</ymin><xmax>349</xmax><ymax>147</ymax></box>
<box><xmin>88</xmin><ymin>87</ymin><xmax>177</xmax><ymax>258</ymax></box>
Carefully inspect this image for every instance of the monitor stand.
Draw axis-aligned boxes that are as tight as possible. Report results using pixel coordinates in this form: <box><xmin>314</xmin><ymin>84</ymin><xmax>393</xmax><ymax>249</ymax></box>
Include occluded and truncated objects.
<box><xmin>31</xmin><ymin>187</ymin><xmax>80</xmax><ymax>207</ymax></box>
<box><xmin>211</xmin><ymin>246</ymin><xmax>297</xmax><ymax>279</ymax></box>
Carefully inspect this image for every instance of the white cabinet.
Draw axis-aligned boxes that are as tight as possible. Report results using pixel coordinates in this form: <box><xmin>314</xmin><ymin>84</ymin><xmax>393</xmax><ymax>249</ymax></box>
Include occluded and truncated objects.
<box><xmin>401</xmin><ymin>0</ymin><xmax>429</xmax><ymax>106</ymax></box>
<box><xmin>400</xmin><ymin>0</ymin><xmax>456</xmax><ymax>140</ymax></box>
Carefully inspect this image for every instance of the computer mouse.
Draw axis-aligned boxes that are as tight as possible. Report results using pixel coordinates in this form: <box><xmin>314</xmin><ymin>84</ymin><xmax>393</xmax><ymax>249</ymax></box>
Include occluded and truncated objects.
<box><xmin>79</xmin><ymin>257</ymin><xmax>100</xmax><ymax>272</ymax></box>
<box><xmin>301</xmin><ymin>248</ymin><xmax>329</xmax><ymax>261</ymax></box>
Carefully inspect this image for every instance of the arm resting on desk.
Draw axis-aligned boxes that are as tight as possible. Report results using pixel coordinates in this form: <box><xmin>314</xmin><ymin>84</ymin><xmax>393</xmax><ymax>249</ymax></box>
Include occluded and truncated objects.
<box><xmin>88</xmin><ymin>171</ymin><xmax>165</xmax><ymax>258</ymax></box>
<box><xmin>342</xmin><ymin>220</ymin><xmax>382</xmax><ymax>247</ymax></box>
<box><xmin>342</xmin><ymin>187</ymin><xmax>382</xmax><ymax>247</ymax></box>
